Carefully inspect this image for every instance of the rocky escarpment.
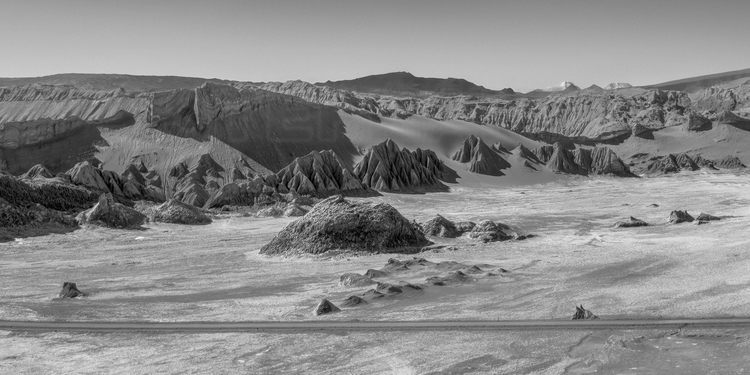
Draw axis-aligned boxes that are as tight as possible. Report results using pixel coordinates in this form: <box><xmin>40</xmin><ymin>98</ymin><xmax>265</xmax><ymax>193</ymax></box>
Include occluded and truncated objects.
<box><xmin>451</xmin><ymin>135</ymin><xmax>511</xmax><ymax>176</ymax></box>
<box><xmin>259</xmin><ymin>195</ymin><xmax>430</xmax><ymax>256</ymax></box>
<box><xmin>353</xmin><ymin>139</ymin><xmax>448</xmax><ymax>192</ymax></box>
<box><xmin>275</xmin><ymin>150</ymin><xmax>366</xmax><ymax>196</ymax></box>
<box><xmin>260</xmin><ymin>80</ymin><xmax>693</xmax><ymax>143</ymax></box>
<box><xmin>150</xmin><ymin>82</ymin><xmax>359</xmax><ymax>172</ymax></box>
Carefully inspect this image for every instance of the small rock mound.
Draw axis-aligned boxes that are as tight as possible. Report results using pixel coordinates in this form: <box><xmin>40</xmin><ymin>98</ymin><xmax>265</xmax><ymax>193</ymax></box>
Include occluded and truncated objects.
<box><xmin>259</xmin><ymin>195</ymin><xmax>430</xmax><ymax>255</ymax></box>
<box><xmin>339</xmin><ymin>273</ymin><xmax>375</xmax><ymax>287</ymax></box>
<box><xmin>572</xmin><ymin>305</ymin><xmax>598</xmax><ymax>320</ymax></box>
<box><xmin>426</xmin><ymin>270</ymin><xmax>475</xmax><ymax>286</ymax></box>
<box><xmin>422</xmin><ymin>214</ymin><xmax>461</xmax><ymax>238</ymax></box>
<box><xmin>59</xmin><ymin>282</ymin><xmax>86</xmax><ymax>298</ymax></box>
<box><xmin>151</xmin><ymin>199</ymin><xmax>212</xmax><ymax>225</ymax></box>
<box><xmin>695</xmin><ymin>213</ymin><xmax>721</xmax><ymax>224</ymax></box>
<box><xmin>614</xmin><ymin>216</ymin><xmax>649</xmax><ymax>228</ymax></box>
<box><xmin>468</xmin><ymin>220</ymin><xmax>515</xmax><ymax>243</ymax></box>
<box><xmin>451</xmin><ymin>135</ymin><xmax>510</xmax><ymax>176</ymax></box>
<box><xmin>313</xmin><ymin>299</ymin><xmax>340</xmax><ymax>316</ymax></box>
<box><xmin>668</xmin><ymin>210</ymin><xmax>694</xmax><ymax>224</ymax></box>
<box><xmin>76</xmin><ymin>193</ymin><xmax>146</xmax><ymax>229</ymax></box>
<box><xmin>353</xmin><ymin>139</ymin><xmax>447</xmax><ymax>192</ymax></box>
<box><xmin>341</xmin><ymin>295</ymin><xmax>368</xmax><ymax>307</ymax></box>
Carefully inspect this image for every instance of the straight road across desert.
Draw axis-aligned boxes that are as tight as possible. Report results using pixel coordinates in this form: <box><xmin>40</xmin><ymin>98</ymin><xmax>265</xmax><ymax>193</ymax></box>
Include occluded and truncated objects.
<box><xmin>2</xmin><ymin>319</ymin><xmax>750</xmax><ymax>334</ymax></box>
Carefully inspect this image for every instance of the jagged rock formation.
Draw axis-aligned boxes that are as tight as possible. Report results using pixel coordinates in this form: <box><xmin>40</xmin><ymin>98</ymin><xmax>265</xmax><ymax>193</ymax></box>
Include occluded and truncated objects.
<box><xmin>313</xmin><ymin>299</ymin><xmax>340</xmax><ymax>316</ymax></box>
<box><xmin>20</xmin><ymin>164</ymin><xmax>53</xmax><ymax>179</ymax></box>
<box><xmin>151</xmin><ymin>199</ymin><xmax>212</xmax><ymax>225</ymax></box>
<box><xmin>588</xmin><ymin>147</ymin><xmax>637</xmax><ymax>176</ymax></box>
<box><xmin>572</xmin><ymin>305</ymin><xmax>598</xmax><ymax>320</ymax></box>
<box><xmin>76</xmin><ymin>193</ymin><xmax>146</xmax><ymax>229</ymax></box>
<box><xmin>668</xmin><ymin>210</ymin><xmax>694</xmax><ymax>224</ymax></box>
<box><xmin>259</xmin><ymin>195</ymin><xmax>429</xmax><ymax>256</ymax></box>
<box><xmin>451</xmin><ymin>135</ymin><xmax>510</xmax><ymax>176</ymax></box>
<box><xmin>58</xmin><ymin>282</ymin><xmax>86</xmax><ymax>299</ymax></box>
<box><xmin>411</xmin><ymin>148</ymin><xmax>457</xmax><ymax>183</ymax></box>
<box><xmin>641</xmin><ymin>153</ymin><xmax>744</xmax><ymax>174</ymax></box>
<box><xmin>716</xmin><ymin>156</ymin><xmax>746</xmax><ymax>169</ymax></box>
<box><xmin>204</xmin><ymin>177</ymin><xmax>273</xmax><ymax>209</ymax></box>
<box><xmin>614</xmin><ymin>217</ymin><xmax>649</xmax><ymax>228</ymax></box>
<box><xmin>275</xmin><ymin>150</ymin><xmax>365</xmax><ymax>196</ymax></box>
<box><xmin>546</xmin><ymin>143</ymin><xmax>586</xmax><ymax>175</ymax></box>
<box><xmin>353</xmin><ymin>139</ymin><xmax>447</xmax><ymax>192</ymax></box>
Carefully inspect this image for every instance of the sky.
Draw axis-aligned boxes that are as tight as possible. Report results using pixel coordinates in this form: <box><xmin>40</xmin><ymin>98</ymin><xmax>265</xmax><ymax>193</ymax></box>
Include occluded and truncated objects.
<box><xmin>0</xmin><ymin>0</ymin><xmax>749</xmax><ymax>91</ymax></box>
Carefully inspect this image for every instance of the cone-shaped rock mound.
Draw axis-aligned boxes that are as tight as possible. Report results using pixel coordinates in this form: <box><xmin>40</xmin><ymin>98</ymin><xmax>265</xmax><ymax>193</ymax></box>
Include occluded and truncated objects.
<box><xmin>276</xmin><ymin>150</ymin><xmax>365</xmax><ymax>196</ymax></box>
<box><xmin>452</xmin><ymin>135</ymin><xmax>510</xmax><ymax>176</ymax></box>
<box><xmin>260</xmin><ymin>195</ymin><xmax>430</xmax><ymax>256</ymax></box>
<box><xmin>151</xmin><ymin>199</ymin><xmax>212</xmax><ymax>225</ymax></box>
<box><xmin>353</xmin><ymin>139</ymin><xmax>447</xmax><ymax>192</ymax></box>
<box><xmin>572</xmin><ymin>305</ymin><xmax>598</xmax><ymax>320</ymax></box>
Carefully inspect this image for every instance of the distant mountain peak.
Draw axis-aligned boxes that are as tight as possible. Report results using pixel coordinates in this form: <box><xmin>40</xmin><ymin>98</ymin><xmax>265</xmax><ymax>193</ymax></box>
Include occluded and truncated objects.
<box><xmin>604</xmin><ymin>82</ymin><xmax>633</xmax><ymax>90</ymax></box>
<box><xmin>316</xmin><ymin>72</ymin><xmax>508</xmax><ymax>98</ymax></box>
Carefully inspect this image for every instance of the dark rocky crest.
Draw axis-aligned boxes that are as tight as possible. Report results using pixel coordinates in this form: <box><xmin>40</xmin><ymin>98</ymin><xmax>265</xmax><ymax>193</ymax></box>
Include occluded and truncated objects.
<box><xmin>313</xmin><ymin>299</ymin><xmax>340</xmax><ymax>316</ymax></box>
<box><xmin>452</xmin><ymin>135</ymin><xmax>510</xmax><ymax>176</ymax></box>
<box><xmin>275</xmin><ymin>150</ymin><xmax>366</xmax><ymax>196</ymax></box>
<box><xmin>668</xmin><ymin>210</ymin><xmax>694</xmax><ymax>224</ymax></box>
<box><xmin>353</xmin><ymin>139</ymin><xmax>447</xmax><ymax>192</ymax></box>
<box><xmin>572</xmin><ymin>305</ymin><xmax>598</xmax><ymax>320</ymax></box>
<box><xmin>58</xmin><ymin>282</ymin><xmax>86</xmax><ymax>298</ymax></box>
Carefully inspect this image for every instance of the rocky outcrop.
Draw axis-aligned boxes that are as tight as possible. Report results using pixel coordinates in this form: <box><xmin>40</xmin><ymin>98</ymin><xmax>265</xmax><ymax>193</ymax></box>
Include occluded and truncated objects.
<box><xmin>645</xmin><ymin>153</ymin><xmax>700</xmax><ymax>174</ymax></box>
<box><xmin>0</xmin><ymin>196</ymin><xmax>78</xmax><ymax>241</ymax></box>
<box><xmin>695</xmin><ymin>213</ymin><xmax>721</xmax><ymax>223</ymax></box>
<box><xmin>422</xmin><ymin>215</ymin><xmax>461</xmax><ymax>238</ymax></box>
<box><xmin>313</xmin><ymin>299</ymin><xmax>340</xmax><ymax>316</ymax></box>
<box><xmin>547</xmin><ymin>143</ymin><xmax>585</xmax><ymax>175</ymax></box>
<box><xmin>339</xmin><ymin>273</ymin><xmax>375</xmax><ymax>287</ymax></box>
<box><xmin>151</xmin><ymin>199</ymin><xmax>212</xmax><ymax>225</ymax></box>
<box><xmin>668</xmin><ymin>210</ymin><xmax>694</xmax><ymax>224</ymax></box>
<box><xmin>572</xmin><ymin>305</ymin><xmax>598</xmax><ymax>320</ymax></box>
<box><xmin>589</xmin><ymin>147</ymin><xmax>636</xmax><ymax>176</ymax></box>
<box><xmin>412</xmin><ymin>148</ymin><xmax>457</xmax><ymax>183</ymax></box>
<box><xmin>715</xmin><ymin>156</ymin><xmax>746</xmax><ymax>169</ymax></box>
<box><xmin>58</xmin><ymin>282</ymin><xmax>86</xmax><ymax>298</ymax></box>
<box><xmin>468</xmin><ymin>221</ymin><xmax>515</xmax><ymax>243</ymax></box>
<box><xmin>76</xmin><ymin>193</ymin><xmax>146</xmax><ymax>229</ymax></box>
<box><xmin>275</xmin><ymin>150</ymin><xmax>365</xmax><ymax>196</ymax></box>
<box><xmin>353</xmin><ymin>139</ymin><xmax>447</xmax><ymax>192</ymax></box>
<box><xmin>259</xmin><ymin>195</ymin><xmax>429</xmax><ymax>256</ymax></box>
<box><xmin>614</xmin><ymin>217</ymin><xmax>649</xmax><ymax>228</ymax></box>
<box><xmin>687</xmin><ymin>112</ymin><xmax>712</xmax><ymax>131</ymax></box>
<box><xmin>451</xmin><ymin>135</ymin><xmax>510</xmax><ymax>176</ymax></box>
<box><xmin>20</xmin><ymin>164</ymin><xmax>53</xmax><ymax>179</ymax></box>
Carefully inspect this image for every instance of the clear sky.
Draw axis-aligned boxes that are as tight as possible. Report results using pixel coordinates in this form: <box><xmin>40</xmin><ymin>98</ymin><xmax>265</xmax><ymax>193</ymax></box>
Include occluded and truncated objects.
<box><xmin>1</xmin><ymin>0</ymin><xmax>749</xmax><ymax>91</ymax></box>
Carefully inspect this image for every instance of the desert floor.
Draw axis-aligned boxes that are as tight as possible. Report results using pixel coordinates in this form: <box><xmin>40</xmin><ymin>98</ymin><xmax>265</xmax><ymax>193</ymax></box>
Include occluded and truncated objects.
<box><xmin>2</xmin><ymin>171</ymin><xmax>750</xmax><ymax>374</ymax></box>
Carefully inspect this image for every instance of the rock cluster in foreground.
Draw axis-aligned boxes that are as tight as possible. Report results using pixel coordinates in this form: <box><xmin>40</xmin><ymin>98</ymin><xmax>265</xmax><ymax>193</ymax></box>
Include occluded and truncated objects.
<box><xmin>76</xmin><ymin>193</ymin><xmax>146</xmax><ymax>229</ymax></box>
<box><xmin>421</xmin><ymin>214</ymin><xmax>529</xmax><ymax>242</ymax></box>
<box><xmin>259</xmin><ymin>195</ymin><xmax>430</xmax><ymax>256</ymax></box>
<box><xmin>151</xmin><ymin>199</ymin><xmax>212</xmax><ymax>225</ymax></box>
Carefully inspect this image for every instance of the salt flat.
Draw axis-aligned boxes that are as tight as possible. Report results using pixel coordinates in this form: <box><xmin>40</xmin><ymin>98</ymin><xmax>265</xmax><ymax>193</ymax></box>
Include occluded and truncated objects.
<box><xmin>2</xmin><ymin>172</ymin><xmax>750</xmax><ymax>373</ymax></box>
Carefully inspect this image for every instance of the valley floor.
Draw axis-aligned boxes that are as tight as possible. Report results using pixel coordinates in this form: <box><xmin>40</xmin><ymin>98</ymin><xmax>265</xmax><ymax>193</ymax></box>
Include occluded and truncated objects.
<box><xmin>2</xmin><ymin>172</ymin><xmax>750</xmax><ymax>373</ymax></box>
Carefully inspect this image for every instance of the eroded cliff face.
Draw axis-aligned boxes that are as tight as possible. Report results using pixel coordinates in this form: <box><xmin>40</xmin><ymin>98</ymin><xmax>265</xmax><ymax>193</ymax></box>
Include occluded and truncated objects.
<box><xmin>258</xmin><ymin>80</ymin><xmax>693</xmax><ymax>142</ymax></box>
